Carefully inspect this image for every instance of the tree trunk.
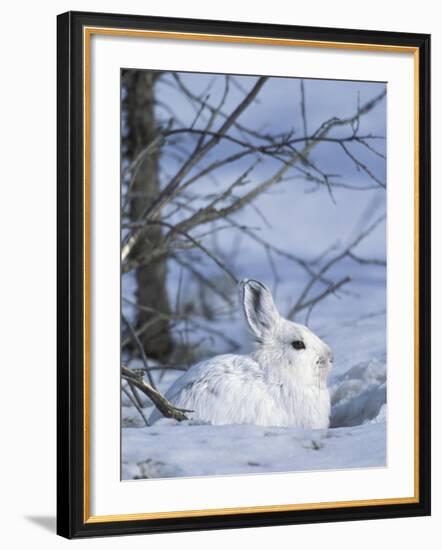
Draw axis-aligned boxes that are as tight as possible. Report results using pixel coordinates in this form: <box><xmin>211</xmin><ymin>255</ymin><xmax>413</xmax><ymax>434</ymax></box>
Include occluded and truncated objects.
<box><xmin>122</xmin><ymin>70</ymin><xmax>173</xmax><ymax>360</ymax></box>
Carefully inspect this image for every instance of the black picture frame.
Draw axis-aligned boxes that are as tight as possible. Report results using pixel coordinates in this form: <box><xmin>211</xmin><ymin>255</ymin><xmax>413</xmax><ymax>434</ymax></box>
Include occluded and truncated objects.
<box><xmin>57</xmin><ymin>10</ymin><xmax>431</xmax><ymax>539</ymax></box>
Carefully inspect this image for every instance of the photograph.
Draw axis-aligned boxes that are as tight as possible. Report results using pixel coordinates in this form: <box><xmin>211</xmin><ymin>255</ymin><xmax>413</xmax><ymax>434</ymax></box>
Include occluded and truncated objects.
<box><xmin>55</xmin><ymin>9</ymin><xmax>430</xmax><ymax>538</ymax></box>
<box><xmin>120</xmin><ymin>68</ymin><xmax>387</xmax><ymax>480</ymax></box>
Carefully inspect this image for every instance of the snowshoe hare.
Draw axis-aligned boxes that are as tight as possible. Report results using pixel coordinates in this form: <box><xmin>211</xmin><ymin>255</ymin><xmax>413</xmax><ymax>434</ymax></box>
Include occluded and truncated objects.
<box><xmin>149</xmin><ymin>279</ymin><xmax>333</xmax><ymax>428</ymax></box>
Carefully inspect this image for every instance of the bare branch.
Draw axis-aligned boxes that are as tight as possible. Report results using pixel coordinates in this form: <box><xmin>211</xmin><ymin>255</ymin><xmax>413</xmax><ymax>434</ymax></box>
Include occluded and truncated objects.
<box><xmin>347</xmin><ymin>251</ymin><xmax>386</xmax><ymax>266</ymax></box>
<box><xmin>340</xmin><ymin>142</ymin><xmax>385</xmax><ymax>188</ymax></box>
<box><xmin>123</xmin><ymin>298</ymin><xmax>241</xmax><ymax>351</ymax></box>
<box><xmin>288</xmin><ymin>214</ymin><xmax>386</xmax><ymax>318</ymax></box>
<box><xmin>300</xmin><ymin>79</ymin><xmax>308</xmax><ymax>141</ymax></box>
<box><xmin>122</xmin><ymin>314</ymin><xmax>157</xmax><ymax>389</ymax></box>
<box><xmin>121</xmin><ymin>383</ymin><xmax>150</xmax><ymax>427</ymax></box>
<box><xmin>122</xmin><ymin>364</ymin><xmax>192</xmax><ymax>421</ymax></box>
<box><xmin>293</xmin><ymin>276</ymin><xmax>352</xmax><ymax>316</ymax></box>
<box><xmin>142</xmin><ymin>220</ymin><xmax>238</xmax><ymax>283</ymax></box>
<box><xmin>122</xmin><ymin>74</ymin><xmax>386</xmax><ymax>370</ymax></box>
<box><xmin>122</xmin><ymin>77</ymin><xmax>268</xmax><ymax>261</ymax></box>
<box><xmin>311</xmin><ymin>89</ymin><xmax>386</xmax><ymax>139</ymax></box>
<box><xmin>172</xmin><ymin>255</ymin><xmax>235</xmax><ymax>307</ymax></box>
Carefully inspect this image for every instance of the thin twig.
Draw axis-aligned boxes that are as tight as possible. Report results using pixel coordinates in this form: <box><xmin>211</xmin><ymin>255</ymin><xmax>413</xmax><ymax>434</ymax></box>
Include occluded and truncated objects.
<box><xmin>293</xmin><ymin>276</ymin><xmax>352</xmax><ymax>316</ymax></box>
<box><xmin>122</xmin><ymin>314</ymin><xmax>157</xmax><ymax>389</ymax></box>
<box><xmin>121</xmin><ymin>383</ymin><xmax>150</xmax><ymax>427</ymax></box>
<box><xmin>300</xmin><ymin>79</ymin><xmax>308</xmax><ymax>142</ymax></box>
<box><xmin>147</xmin><ymin>220</ymin><xmax>238</xmax><ymax>284</ymax></box>
<box><xmin>122</xmin><ymin>364</ymin><xmax>192</xmax><ymax>421</ymax></box>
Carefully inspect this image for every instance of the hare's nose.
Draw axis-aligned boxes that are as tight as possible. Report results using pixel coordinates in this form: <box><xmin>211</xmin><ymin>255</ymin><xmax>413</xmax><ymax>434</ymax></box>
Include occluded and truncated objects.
<box><xmin>317</xmin><ymin>348</ymin><xmax>333</xmax><ymax>367</ymax></box>
<box><xmin>323</xmin><ymin>344</ymin><xmax>333</xmax><ymax>363</ymax></box>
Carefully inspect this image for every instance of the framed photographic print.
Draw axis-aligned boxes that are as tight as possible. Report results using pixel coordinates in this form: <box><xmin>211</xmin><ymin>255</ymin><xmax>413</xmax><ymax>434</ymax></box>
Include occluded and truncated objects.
<box><xmin>57</xmin><ymin>11</ymin><xmax>431</xmax><ymax>538</ymax></box>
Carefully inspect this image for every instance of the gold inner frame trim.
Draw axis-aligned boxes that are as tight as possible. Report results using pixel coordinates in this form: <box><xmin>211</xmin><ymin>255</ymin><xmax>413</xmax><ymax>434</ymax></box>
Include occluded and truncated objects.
<box><xmin>82</xmin><ymin>26</ymin><xmax>420</xmax><ymax>524</ymax></box>
<box><xmin>83</xmin><ymin>27</ymin><xmax>91</xmax><ymax>522</ymax></box>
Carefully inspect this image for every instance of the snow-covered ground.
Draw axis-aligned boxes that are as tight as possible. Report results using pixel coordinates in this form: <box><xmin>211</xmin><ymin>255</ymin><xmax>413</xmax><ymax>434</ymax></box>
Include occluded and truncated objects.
<box><xmin>122</xmin><ymin>421</ymin><xmax>385</xmax><ymax>480</ymax></box>
<box><xmin>121</xmin><ymin>305</ymin><xmax>386</xmax><ymax>480</ymax></box>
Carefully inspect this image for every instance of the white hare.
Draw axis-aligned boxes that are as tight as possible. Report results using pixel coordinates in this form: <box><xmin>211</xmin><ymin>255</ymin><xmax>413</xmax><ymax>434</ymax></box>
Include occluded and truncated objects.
<box><xmin>149</xmin><ymin>279</ymin><xmax>333</xmax><ymax>428</ymax></box>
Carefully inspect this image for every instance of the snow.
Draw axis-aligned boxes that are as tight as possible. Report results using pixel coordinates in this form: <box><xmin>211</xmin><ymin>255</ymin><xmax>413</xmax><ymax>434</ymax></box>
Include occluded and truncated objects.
<box><xmin>120</xmin><ymin>74</ymin><xmax>387</xmax><ymax>480</ymax></box>
<box><xmin>122</xmin><ymin>422</ymin><xmax>385</xmax><ymax>480</ymax></box>
<box><xmin>121</xmin><ymin>305</ymin><xmax>387</xmax><ymax>480</ymax></box>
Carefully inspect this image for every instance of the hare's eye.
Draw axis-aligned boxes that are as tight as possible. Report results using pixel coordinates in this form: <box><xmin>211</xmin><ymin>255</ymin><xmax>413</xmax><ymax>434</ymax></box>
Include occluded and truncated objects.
<box><xmin>291</xmin><ymin>340</ymin><xmax>305</xmax><ymax>350</ymax></box>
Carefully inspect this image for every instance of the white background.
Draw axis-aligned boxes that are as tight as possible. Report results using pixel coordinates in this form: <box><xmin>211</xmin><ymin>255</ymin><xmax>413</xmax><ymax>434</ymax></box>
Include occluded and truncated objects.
<box><xmin>0</xmin><ymin>0</ymin><xmax>439</xmax><ymax>548</ymax></box>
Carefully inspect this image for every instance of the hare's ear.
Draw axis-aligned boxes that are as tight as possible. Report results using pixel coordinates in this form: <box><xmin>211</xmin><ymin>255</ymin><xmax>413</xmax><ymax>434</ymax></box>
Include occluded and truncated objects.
<box><xmin>240</xmin><ymin>279</ymin><xmax>280</xmax><ymax>339</ymax></box>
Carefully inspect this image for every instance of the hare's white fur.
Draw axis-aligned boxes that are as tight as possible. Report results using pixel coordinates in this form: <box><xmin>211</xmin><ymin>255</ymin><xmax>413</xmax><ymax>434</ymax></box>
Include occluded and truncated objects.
<box><xmin>149</xmin><ymin>279</ymin><xmax>333</xmax><ymax>428</ymax></box>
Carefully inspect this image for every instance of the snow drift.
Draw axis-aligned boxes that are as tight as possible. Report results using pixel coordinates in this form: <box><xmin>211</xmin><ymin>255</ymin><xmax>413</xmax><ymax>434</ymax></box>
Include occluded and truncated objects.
<box><xmin>121</xmin><ymin>309</ymin><xmax>386</xmax><ymax>480</ymax></box>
